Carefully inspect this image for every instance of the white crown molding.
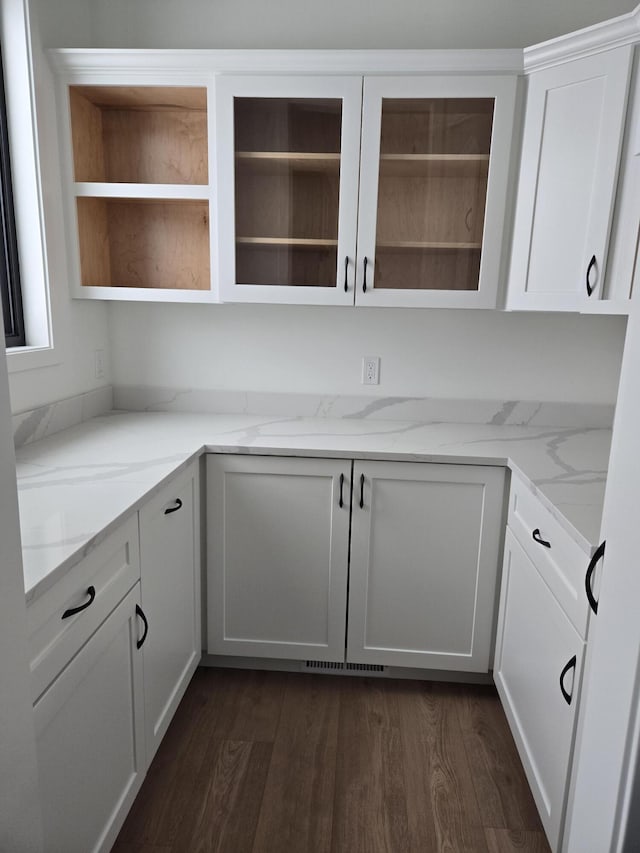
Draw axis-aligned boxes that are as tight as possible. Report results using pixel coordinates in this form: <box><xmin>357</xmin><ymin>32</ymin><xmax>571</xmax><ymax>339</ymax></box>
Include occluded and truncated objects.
<box><xmin>525</xmin><ymin>3</ymin><xmax>640</xmax><ymax>72</ymax></box>
<box><xmin>48</xmin><ymin>47</ymin><xmax>524</xmax><ymax>78</ymax></box>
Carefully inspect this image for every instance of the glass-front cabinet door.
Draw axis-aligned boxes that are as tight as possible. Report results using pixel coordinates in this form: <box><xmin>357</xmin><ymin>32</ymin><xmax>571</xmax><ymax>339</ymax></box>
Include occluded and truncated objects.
<box><xmin>216</xmin><ymin>76</ymin><xmax>362</xmax><ymax>304</ymax></box>
<box><xmin>356</xmin><ymin>76</ymin><xmax>517</xmax><ymax>307</ymax></box>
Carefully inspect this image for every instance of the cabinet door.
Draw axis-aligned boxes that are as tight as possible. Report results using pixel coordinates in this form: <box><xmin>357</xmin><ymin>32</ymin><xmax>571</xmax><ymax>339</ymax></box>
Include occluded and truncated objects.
<box><xmin>139</xmin><ymin>461</ymin><xmax>201</xmax><ymax>763</ymax></box>
<box><xmin>33</xmin><ymin>585</ymin><xmax>146</xmax><ymax>853</ymax></box>
<box><xmin>207</xmin><ymin>455</ymin><xmax>350</xmax><ymax>660</ymax></box>
<box><xmin>347</xmin><ymin>461</ymin><xmax>505</xmax><ymax>671</ymax></box>
<box><xmin>600</xmin><ymin>53</ymin><xmax>640</xmax><ymax>309</ymax></box>
<box><xmin>215</xmin><ymin>75</ymin><xmax>362</xmax><ymax>304</ymax></box>
<box><xmin>356</xmin><ymin>75</ymin><xmax>517</xmax><ymax>308</ymax></box>
<box><xmin>508</xmin><ymin>47</ymin><xmax>632</xmax><ymax>311</ymax></box>
<box><xmin>494</xmin><ymin>531</ymin><xmax>585</xmax><ymax>851</ymax></box>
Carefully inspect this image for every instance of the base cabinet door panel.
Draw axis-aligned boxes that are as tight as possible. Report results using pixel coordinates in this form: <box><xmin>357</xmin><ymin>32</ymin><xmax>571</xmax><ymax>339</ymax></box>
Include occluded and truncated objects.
<box><xmin>347</xmin><ymin>461</ymin><xmax>505</xmax><ymax>671</ymax></box>
<box><xmin>33</xmin><ymin>585</ymin><xmax>146</xmax><ymax>853</ymax></box>
<box><xmin>139</xmin><ymin>461</ymin><xmax>201</xmax><ymax>764</ymax></box>
<box><xmin>494</xmin><ymin>531</ymin><xmax>585</xmax><ymax>851</ymax></box>
<box><xmin>207</xmin><ymin>455</ymin><xmax>351</xmax><ymax>661</ymax></box>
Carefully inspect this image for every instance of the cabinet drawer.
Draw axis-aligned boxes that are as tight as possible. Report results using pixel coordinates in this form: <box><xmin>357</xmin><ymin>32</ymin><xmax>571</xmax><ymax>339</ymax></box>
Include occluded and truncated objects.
<box><xmin>508</xmin><ymin>476</ymin><xmax>590</xmax><ymax>637</ymax></box>
<box><xmin>28</xmin><ymin>514</ymin><xmax>140</xmax><ymax>702</ymax></box>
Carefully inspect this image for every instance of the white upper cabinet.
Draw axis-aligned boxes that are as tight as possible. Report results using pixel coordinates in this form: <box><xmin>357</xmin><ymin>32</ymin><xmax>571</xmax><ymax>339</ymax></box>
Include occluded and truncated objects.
<box><xmin>56</xmin><ymin>69</ymin><xmax>217</xmax><ymax>303</ymax></box>
<box><xmin>604</xmin><ymin>47</ymin><xmax>640</xmax><ymax>309</ymax></box>
<box><xmin>49</xmin><ymin>52</ymin><xmax>219</xmax><ymax>303</ymax></box>
<box><xmin>356</xmin><ymin>75</ymin><xmax>517</xmax><ymax>308</ymax></box>
<box><xmin>507</xmin><ymin>47</ymin><xmax>633</xmax><ymax>312</ymax></box>
<box><xmin>215</xmin><ymin>72</ymin><xmax>517</xmax><ymax>307</ymax></box>
<box><xmin>215</xmin><ymin>75</ymin><xmax>363</xmax><ymax>305</ymax></box>
<box><xmin>52</xmin><ymin>53</ymin><xmax>519</xmax><ymax>308</ymax></box>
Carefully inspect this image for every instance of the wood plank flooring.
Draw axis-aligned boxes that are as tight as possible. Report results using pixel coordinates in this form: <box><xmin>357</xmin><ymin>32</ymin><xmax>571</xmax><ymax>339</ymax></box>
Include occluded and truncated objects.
<box><xmin>113</xmin><ymin>668</ymin><xmax>550</xmax><ymax>853</ymax></box>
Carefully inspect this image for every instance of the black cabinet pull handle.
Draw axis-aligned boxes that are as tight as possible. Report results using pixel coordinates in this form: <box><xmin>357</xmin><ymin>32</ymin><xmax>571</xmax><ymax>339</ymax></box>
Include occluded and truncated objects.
<box><xmin>586</xmin><ymin>254</ymin><xmax>597</xmax><ymax>297</ymax></box>
<box><xmin>62</xmin><ymin>585</ymin><xmax>96</xmax><ymax>619</ymax></box>
<box><xmin>164</xmin><ymin>498</ymin><xmax>183</xmax><ymax>515</ymax></box>
<box><xmin>136</xmin><ymin>604</ymin><xmax>149</xmax><ymax>650</ymax></box>
<box><xmin>339</xmin><ymin>473</ymin><xmax>345</xmax><ymax>508</ymax></box>
<box><xmin>585</xmin><ymin>540</ymin><xmax>605</xmax><ymax>615</ymax></box>
<box><xmin>359</xmin><ymin>473</ymin><xmax>365</xmax><ymax>509</ymax></box>
<box><xmin>559</xmin><ymin>654</ymin><xmax>577</xmax><ymax>705</ymax></box>
<box><xmin>532</xmin><ymin>528</ymin><xmax>551</xmax><ymax>549</ymax></box>
<box><xmin>363</xmin><ymin>257</ymin><xmax>368</xmax><ymax>293</ymax></box>
<box><xmin>344</xmin><ymin>256</ymin><xmax>349</xmax><ymax>292</ymax></box>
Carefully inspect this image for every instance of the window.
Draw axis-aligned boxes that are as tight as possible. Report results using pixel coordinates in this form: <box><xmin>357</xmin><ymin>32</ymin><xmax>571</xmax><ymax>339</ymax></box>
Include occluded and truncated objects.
<box><xmin>0</xmin><ymin>46</ymin><xmax>25</xmax><ymax>348</ymax></box>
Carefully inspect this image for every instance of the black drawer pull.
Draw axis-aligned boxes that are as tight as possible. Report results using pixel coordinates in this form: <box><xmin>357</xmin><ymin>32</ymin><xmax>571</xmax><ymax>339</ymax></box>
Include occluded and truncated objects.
<box><xmin>164</xmin><ymin>498</ymin><xmax>183</xmax><ymax>515</ymax></box>
<box><xmin>339</xmin><ymin>473</ymin><xmax>345</xmax><ymax>508</ymax></box>
<box><xmin>136</xmin><ymin>604</ymin><xmax>149</xmax><ymax>650</ymax></box>
<box><xmin>359</xmin><ymin>473</ymin><xmax>365</xmax><ymax>509</ymax></box>
<box><xmin>62</xmin><ymin>586</ymin><xmax>96</xmax><ymax>620</ymax></box>
<box><xmin>585</xmin><ymin>540</ymin><xmax>606</xmax><ymax>615</ymax></box>
<box><xmin>532</xmin><ymin>528</ymin><xmax>551</xmax><ymax>548</ymax></box>
<box><xmin>559</xmin><ymin>654</ymin><xmax>577</xmax><ymax>705</ymax></box>
<box><xmin>363</xmin><ymin>257</ymin><xmax>368</xmax><ymax>293</ymax></box>
<box><xmin>586</xmin><ymin>254</ymin><xmax>597</xmax><ymax>297</ymax></box>
<box><xmin>344</xmin><ymin>256</ymin><xmax>349</xmax><ymax>292</ymax></box>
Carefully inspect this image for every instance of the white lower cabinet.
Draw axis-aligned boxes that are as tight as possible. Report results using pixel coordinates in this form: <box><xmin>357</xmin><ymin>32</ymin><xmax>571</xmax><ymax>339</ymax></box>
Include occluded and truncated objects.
<box><xmin>348</xmin><ymin>460</ymin><xmax>506</xmax><ymax>671</ymax></box>
<box><xmin>207</xmin><ymin>455</ymin><xmax>350</xmax><ymax>661</ymax></box>
<box><xmin>31</xmin><ymin>465</ymin><xmax>202</xmax><ymax>852</ymax></box>
<box><xmin>494</xmin><ymin>530</ymin><xmax>585</xmax><ymax>851</ymax></box>
<box><xmin>139</xmin><ymin>461</ymin><xmax>201</xmax><ymax>763</ymax></box>
<box><xmin>33</xmin><ymin>584</ymin><xmax>146</xmax><ymax>853</ymax></box>
<box><xmin>207</xmin><ymin>454</ymin><xmax>506</xmax><ymax>673</ymax></box>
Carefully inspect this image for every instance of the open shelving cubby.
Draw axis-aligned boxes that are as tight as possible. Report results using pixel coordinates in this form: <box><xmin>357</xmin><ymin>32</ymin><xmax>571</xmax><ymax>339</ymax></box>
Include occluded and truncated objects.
<box><xmin>68</xmin><ymin>85</ymin><xmax>211</xmax><ymax>294</ymax></box>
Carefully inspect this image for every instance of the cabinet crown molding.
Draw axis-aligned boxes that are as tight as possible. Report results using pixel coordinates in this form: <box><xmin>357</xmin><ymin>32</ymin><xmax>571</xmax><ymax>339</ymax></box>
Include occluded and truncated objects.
<box><xmin>524</xmin><ymin>3</ymin><xmax>640</xmax><ymax>73</ymax></box>
<box><xmin>48</xmin><ymin>48</ymin><xmax>524</xmax><ymax>77</ymax></box>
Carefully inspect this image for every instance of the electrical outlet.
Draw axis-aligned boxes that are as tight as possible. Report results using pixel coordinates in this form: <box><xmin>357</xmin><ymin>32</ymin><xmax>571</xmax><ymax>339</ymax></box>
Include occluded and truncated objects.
<box><xmin>362</xmin><ymin>356</ymin><xmax>380</xmax><ymax>385</ymax></box>
<box><xmin>94</xmin><ymin>349</ymin><xmax>105</xmax><ymax>380</ymax></box>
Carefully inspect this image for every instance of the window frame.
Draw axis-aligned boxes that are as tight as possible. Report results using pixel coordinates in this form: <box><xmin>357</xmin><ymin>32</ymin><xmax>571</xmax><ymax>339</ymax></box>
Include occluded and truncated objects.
<box><xmin>0</xmin><ymin>45</ymin><xmax>25</xmax><ymax>349</ymax></box>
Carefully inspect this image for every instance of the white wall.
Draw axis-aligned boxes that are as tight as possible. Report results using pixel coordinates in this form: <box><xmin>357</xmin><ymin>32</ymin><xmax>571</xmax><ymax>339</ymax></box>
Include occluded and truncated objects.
<box><xmin>110</xmin><ymin>303</ymin><xmax>626</xmax><ymax>404</ymax></box>
<box><xmin>5</xmin><ymin>0</ymin><xmax>111</xmax><ymax>415</ymax></box>
<box><xmin>0</xmin><ymin>328</ymin><xmax>43</xmax><ymax>850</ymax></box>
<box><xmin>50</xmin><ymin>0</ymin><xmax>639</xmax><ymax>50</ymax></box>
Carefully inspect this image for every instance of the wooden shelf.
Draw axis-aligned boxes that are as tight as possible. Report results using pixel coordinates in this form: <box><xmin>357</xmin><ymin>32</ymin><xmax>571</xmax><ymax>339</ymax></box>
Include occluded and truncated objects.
<box><xmin>379</xmin><ymin>154</ymin><xmax>489</xmax><ymax>178</ymax></box>
<box><xmin>73</xmin><ymin>182</ymin><xmax>209</xmax><ymax>200</ymax></box>
<box><xmin>235</xmin><ymin>152</ymin><xmax>341</xmax><ymax>175</ymax></box>
<box><xmin>377</xmin><ymin>240</ymin><xmax>482</xmax><ymax>250</ymax></box>
<box><xmin>237</xmin><ymin>236</ymin><xmax>338</xmax><ymax>249</ymax></box>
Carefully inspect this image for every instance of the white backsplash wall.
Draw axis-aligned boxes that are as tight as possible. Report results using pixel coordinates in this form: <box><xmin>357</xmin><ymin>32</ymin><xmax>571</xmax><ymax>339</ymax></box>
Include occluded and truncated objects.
<box><xmin>108</xmin><ymin>303</ymin><xmax>626</xmax><ymax>405</ymax></box>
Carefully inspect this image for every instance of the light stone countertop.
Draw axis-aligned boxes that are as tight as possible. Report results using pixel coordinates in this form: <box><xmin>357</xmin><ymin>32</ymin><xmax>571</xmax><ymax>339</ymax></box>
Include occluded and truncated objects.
<box><xmin>15</xmin><ymin>410</ymin><xmax>611</xmax><ymax>603</ymax></box>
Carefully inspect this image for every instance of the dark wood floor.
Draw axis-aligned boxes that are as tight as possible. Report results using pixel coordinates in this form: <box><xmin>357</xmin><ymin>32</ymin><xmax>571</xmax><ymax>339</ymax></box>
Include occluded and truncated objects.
<box><xmin>113</xmin><ymin>667</ymin><xmax>550</xmax><ymax>853</ymax></box>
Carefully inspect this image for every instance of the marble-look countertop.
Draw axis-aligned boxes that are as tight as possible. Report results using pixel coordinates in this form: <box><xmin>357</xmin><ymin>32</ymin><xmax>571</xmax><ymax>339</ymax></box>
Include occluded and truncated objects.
<box><xmin>15</xmin><ymin>411</ymin><xmax>611</xmax><ymax>603</ymax></box>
